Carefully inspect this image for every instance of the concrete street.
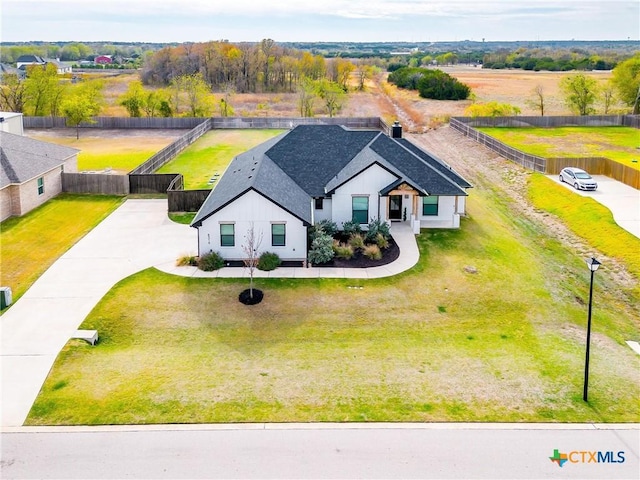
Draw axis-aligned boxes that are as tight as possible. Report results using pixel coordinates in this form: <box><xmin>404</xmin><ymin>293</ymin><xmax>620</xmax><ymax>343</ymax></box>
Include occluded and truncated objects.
<box><xmin>1</xmin><ymin>423</ymin><xmax>638</xmax><ymax>479</ymax></box>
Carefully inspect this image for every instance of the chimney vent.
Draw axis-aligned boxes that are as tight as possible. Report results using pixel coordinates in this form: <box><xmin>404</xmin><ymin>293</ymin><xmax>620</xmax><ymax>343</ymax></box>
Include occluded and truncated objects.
<box><xmin>391</xmin><ymin>121</ymin><xmax>402</xmax><ymax>139</ymax></box>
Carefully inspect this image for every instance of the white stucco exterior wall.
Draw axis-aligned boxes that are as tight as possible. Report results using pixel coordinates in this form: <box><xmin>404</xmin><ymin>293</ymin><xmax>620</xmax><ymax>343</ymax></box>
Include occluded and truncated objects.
<box><xmin>331</xmin><ymin>164</ymin><xmax>397</xmax><ymax>229</ymax></box>
<box><xmin>419</xmin><ymin>195</ymin><xmax>461</xmax><ymax>228</ymax></box>
<box><xmin>313</xmin><ymin>198</ymin><xmax>333</xmax><ymax>223</ymax></box>
<box><xmin>197</xmin><ymin>189</ymin><xmax>308</xmax><ymax>261</ymax></box>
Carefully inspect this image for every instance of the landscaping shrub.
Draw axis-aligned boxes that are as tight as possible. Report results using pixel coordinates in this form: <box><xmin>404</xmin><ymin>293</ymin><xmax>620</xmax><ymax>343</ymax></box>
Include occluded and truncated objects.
<box><xmin>376</xmin><ymin>233</ymin><xmax>390</xmax><ymax>250</ymax></box>
<box><xmin>342</xmin><ymin>220</ymin><xmax>362</xmax><ymax>235</ymax></box>
<box><xmin>363</xmin><ymin>244</ymin><xmax>382</xmax><ymax>260</ymax></box>
<box><xmin>333</xmin><ymin>241</ymin><xmax>354</xmax><ymax>259</ymax></box>
<box><xmin>348</xmin><ymin>233</ymin><xmax>365</xmax><ymax>250</ymax></box>
<box><xmin>314</xmin><ymin>219</ymin><xmax>338</xmax><ymax>237</ymax></box>
<box><xmin>176</xmin><ymin>254</ymin><xmax>198</xmax><ymax>266</ymax></box>
<box><xmin>197</xmin><ymin>251</ymin><xmax>225</xmax><ymax>271</ymax></box>
<box><xmin>308</xmin><ymin>230</ymin><xmax>334</xmax><ymax>265</ymax></box>
<box><xmin>365</xmin><ymin>218</ymin><xmax>391</xmax><ymax>243</ymax></box>
<box><xmin>257</xmin><ymin>251</ymin><xmax>281</xmax><ymax>271</ymax></box>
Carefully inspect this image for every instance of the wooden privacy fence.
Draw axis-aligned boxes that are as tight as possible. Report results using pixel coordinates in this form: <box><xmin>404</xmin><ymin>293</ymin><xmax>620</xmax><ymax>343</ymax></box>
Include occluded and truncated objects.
<box><xmin>129</xmin><ymin>173</ymin><xmax>182</xmax><ymax>194</ymax></box>
<box><xmin>129</xmin><ymin>119</ymin><xmax>212</xmax><ymax>174</ymax></box>
<box><xmin>450</xmin><ymin>116</ymin><xmax>640</xmax><ymax>189</ymax></box>
<box><xmin>24</xmin><ymin>116</ymin><xmax>206</xmax><ymax>129</ymax></box>
<box><xmin>168</xmin><ymin>189</ymin><xmax>211</xmax><ymax>212</ymax></box>
<box><xmin>62</xmin><ymin>173</ymin><xmax>130</xmax><ymax>195</ymax></box>
<box><xmin>452</xmin><ymin>115</ymin><xmax>639</xmax><ymax>128</ymax></box>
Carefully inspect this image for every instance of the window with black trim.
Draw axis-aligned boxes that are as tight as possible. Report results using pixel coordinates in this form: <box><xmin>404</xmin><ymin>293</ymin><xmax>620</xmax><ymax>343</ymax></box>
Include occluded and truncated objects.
<box><xmin>220</xmin><ymin>223</ymin><xmax>235</xmax><ymax>246</ymax></box>
<box><xmin>422</xmin><ymin>196</ymin><xmax>439</xmax><ymax>216</ymax></box>
<box><xmin>315</xmin><ymin>198</ymin><xmax>323</xmax><ymax>210</ymax></box>
<box><xmin>271</xmin><ymin>223</ymin><xmax>286</xmax><ymax>246</ymax></box>
<box><xmin>352</xmin><ymin>196</ymin><xmax>369</xmax><ymax>224</ymax></box>
<box><xmin>37</xmin><ymin>177</ymin><xmax>44</xmax><ymax>195</ymax></box>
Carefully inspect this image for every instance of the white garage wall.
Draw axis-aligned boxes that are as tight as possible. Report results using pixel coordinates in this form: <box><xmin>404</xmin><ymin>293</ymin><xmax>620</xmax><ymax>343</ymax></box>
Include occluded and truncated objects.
<box><xmin>197</xmin><ymin>189</ymin><xmax>308</xmax><ymax>261</ymax></box>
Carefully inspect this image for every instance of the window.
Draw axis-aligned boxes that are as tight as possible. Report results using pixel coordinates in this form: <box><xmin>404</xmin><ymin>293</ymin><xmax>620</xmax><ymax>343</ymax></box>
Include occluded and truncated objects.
<box><xmin>352</xmin><ymin>196</ymin><xmax>369</xmax><ymax>224</ymax></box>
<box><xmin>272</xmin><ymin>224</ymin><xmax>286</xmax><ymax>246</ymax></box>
<box><xmin>422</xmin><ymin>196</ymin><xmax>439</xmax><ymax>216</ymax></box>
<box><xmin>37</xmin><ymin>177</ymin><xmax>44</xmax><ymax>195</ymax></box>
<box><xmin>315</xmin><ymin>198</ymin><xmax>323</xmax><ymax>210</ymax></box>
<box><xmin>220</xmin><ymin>223</ymin><xmax>235</xmax><ymax>246</ymax></box>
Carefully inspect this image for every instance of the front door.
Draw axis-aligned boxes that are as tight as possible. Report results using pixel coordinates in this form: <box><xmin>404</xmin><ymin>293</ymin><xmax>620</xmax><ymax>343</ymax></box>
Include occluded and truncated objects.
<box><xmin>389</xmin><ymin>195</ymin><xmax>402</xmax><ymax>220</ymax></box>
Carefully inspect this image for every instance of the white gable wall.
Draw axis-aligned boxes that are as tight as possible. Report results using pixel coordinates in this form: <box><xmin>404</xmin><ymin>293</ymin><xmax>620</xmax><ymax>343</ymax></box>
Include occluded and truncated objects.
<box><xmin>197</xmin><ymin>189</ymin><xmax>308</xmax><ymax>261</ymax></box>
<box><xmin>331</xmin><ymin>164</ymin><xmax>397</xmax><ymax>228</ymax></box>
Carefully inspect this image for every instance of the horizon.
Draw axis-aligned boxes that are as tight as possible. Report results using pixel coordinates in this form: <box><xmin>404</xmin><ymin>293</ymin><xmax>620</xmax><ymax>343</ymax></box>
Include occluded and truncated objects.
<box><xmin>2</xmin><ymin>1</ymin><xmax>639</xmax><ymax>44</ymax></box>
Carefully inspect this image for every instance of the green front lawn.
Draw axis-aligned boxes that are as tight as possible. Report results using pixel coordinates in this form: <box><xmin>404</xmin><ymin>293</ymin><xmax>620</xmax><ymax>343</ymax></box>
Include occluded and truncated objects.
<box><xmin>26</xmin><ymin>185</ymin><xmax>640</xmax><ymax>424</ymax></box>
<box><xmin>156</xmin><ymin>130</ymin><xmax>285</xmax><ymax>189</ymax></box>
<box><xmin>0</xmin><ymin>195</ymin><xmax>123</xmax><ymax>306</ymax></box>
<box><xmin>478</xmin><ymin>127</ymin><xmax>640</xmax><ymax>170</ymax></box>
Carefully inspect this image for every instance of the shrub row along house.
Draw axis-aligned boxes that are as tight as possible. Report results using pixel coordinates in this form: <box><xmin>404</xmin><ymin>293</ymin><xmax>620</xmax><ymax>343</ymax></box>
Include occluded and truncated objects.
<box><xmin>191</xmin><ymin>124</ymin><xmax>471</xmax><ymax>263</ymax></box>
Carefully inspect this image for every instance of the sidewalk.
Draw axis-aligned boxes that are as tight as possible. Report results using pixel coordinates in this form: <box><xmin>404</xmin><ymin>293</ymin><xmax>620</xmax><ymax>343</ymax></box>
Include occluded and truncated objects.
<box><xmin>156</xmin><ymin>222</ymin><xmax>419</xmax><ymax>279</ymax></box>
<box><xmin>1</xmin><ymin>200</ymin><xmax>419</xmax><ymax>427</ymax></box>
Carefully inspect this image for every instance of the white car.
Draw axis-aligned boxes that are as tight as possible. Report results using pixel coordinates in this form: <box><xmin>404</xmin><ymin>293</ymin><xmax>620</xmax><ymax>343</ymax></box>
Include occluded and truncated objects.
<box><xmin>559</xmin><ymin>167</ymin><xmax>598</xmax><ymax>191</ymax></box>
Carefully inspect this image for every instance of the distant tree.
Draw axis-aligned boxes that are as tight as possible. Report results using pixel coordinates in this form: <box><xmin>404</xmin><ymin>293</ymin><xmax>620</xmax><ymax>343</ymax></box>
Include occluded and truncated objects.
<box><xmin>23</xmin><ymin>63</ymin><xmax>60</xmax><ymax>116</ymax></box>
<box><xmin>611</xmin><ymin>54</ymin><xmax>640</xmax><ymax>114</ymax></box>
<box><xmin>315</xmin><ymin>79</ymin><xmax>345</xmax><ymax>117</ymax></box>
<box><xmin>170</xmin><ymin>73</ymin><xmax>214</xmax><ymax>117</ymax></box>
<box><xmin>61</xmin><ymin>80</ymin><xmax>104</xmax><ymax>139</ymax></box>
<box><xmin>526</xmin><ymin>84</ymin><xmax>546</xmax><ymax>116</ymax></box>
<box><xmin>119</xmin><ymin>80</ymin><xmax>145</xmax><ymax>117</ymax></box>
<box><xmin>298</xmin><ymin>78</ymin><xmax>317</xmax><ymax>117</ymax></box>
<box><xmin>601</xmin><ymin>82</ymin><xmax>616</xmax><ymax>114</ymax></box>
<box><xmin>465</xmin><ymin>102</ymin><xmax>521</xmax><ymax>117</ymax></box>
<box><xmin>334</xmin><ymin>58</ymin><xmax>355</xmax><ymax>91</ymax></box>
<box><xmin>355</xmin><ymin>62</ymin><xmax>376</xmax><ymax>91</ymax></box>
<box><xmin>560</xmin><ymin>74</ymin><xmax>599</xmax><ymax>115</ymax></box>
<box><xmin>0</xmin><ymin>73</ymin><xmax>26</xmax><ymax>112</ymax></box>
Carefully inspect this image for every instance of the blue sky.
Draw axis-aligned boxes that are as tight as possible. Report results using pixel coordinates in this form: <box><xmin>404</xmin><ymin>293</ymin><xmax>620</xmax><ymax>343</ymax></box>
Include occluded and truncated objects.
<box><xmin>2</xmin><ymin>0</ymin><xmax>639</xmax><ymax>43</ymax></box>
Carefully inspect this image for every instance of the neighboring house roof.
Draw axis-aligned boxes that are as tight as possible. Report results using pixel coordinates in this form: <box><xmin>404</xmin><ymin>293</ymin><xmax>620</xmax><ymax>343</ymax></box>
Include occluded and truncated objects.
<box><xmin>0</xmin><ymin>63</ymin><xmax>24</xmax><ymax>78</ymax></box>
<box><xmin>0</xmin><ymin>131</ymin><xmax>78</xmax><ymax>188</ymax></box>
<box><xmin>15</xmin><ymin>55</ymin><xmax>45</xmax><ymax>64</ymax></box>
<box><xmin>192</xmin><ymin>125</ymin><xmax>471</xmax><ymax>228</ymax></box>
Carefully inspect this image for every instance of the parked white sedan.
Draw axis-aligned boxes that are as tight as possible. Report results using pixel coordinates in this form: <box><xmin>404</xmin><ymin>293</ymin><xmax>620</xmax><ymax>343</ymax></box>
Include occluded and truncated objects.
<box><xmin>559</xmin><ymin>167</ymin><xmax>598</xmax><ymax>191</ymax></box>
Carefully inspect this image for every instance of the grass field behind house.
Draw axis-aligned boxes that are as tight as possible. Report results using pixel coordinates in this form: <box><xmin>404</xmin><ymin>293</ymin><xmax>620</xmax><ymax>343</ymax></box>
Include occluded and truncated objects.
<box><xmin>156</xmin><ymin>130</ymin><xmax>285</xmax><ymax>189</ymax></box>
<box><xmin>29</xmin><ymin>135</ymin><xmax>177</xmax><ymax>173</ymax></box>
<box><xmin>26</xmin><ymin>185</ymin><xmax>640</xmax><ymax>425</ymax></box>
<box><xmin>478</xmin><ymin>127</ymin><xmax>640</xmax><ymax>170</ymax></box>
<box><xmin>0</xmin><ymin>195</ymin><xmax>123</xmax><ymax>306</ymax></box>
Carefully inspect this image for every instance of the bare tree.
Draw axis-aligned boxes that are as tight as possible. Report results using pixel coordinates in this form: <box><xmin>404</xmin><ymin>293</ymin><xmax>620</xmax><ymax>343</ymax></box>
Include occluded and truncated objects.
<box><xmin>526</xmin><ymin>84</ymin><xmax>546</xmax><ymax>116</ymax></box>
<box><xmin>242</xmin><ymin>223</ymin><xmax>263</xmax><ymax>300</ymax></box>
<box><xmin>601</xmin><ymin>83</ymin><xmax>615</xmax><ymax>114</ymax></box>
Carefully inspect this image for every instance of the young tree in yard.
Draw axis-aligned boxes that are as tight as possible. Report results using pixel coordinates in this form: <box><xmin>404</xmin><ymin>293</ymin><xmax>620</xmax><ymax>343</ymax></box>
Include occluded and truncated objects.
<box><xmin>0</xmin><ymin>73</ymin><xmax>26</xmax><ymax>112</ymax></box>
<box><xmin>242</xmin><ymin>223</ymin><xmax>263</xmax><ymax>301</ymax></box>
<box><xmin>61</xmin><ymin>80</ymin><xmax>104</xmax><ymax>139</ymax></box>
<box><xmin>526</xmin><ymin>84</ymin><xmax>546</xmax><ymax>116</ymax></box>
<box><xmin>560</xmin><ymin>74</ymin><xmax>599</xmax><ymax>115</ymax></box>
<box><xmin>611</xmin><ymin>54</ymin><xmax>640</xmax><ymax>114</ymax></box>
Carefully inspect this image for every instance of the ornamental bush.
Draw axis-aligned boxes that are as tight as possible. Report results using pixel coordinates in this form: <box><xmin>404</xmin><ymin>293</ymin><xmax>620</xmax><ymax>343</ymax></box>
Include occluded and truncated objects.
<box><xmin>308</xmin><ymin>230</ymin><xmax>334</xmax><ymax>265</ymax></box>
<box><xmin>363</xmin><ymin>244</ymin><xmax>382</xmax><ymax>260</ymax></box>
<box><xmin>257</xmin><ymin>251</ymin><xmax>281</xmax><ymax>271</ymax></box>
<box><xmin>333</xmin><ymin>241</ymin><xmax>354</xmax><ymax>259</ymax></box>
<box><xmin>314</xmin><ymin>219</ymin><xmax>338</xmax><ymax>237</ymax></box>
<box><xmin>348</xmin><ymin>233</ymin><xmax>365</xmax><ymax>250</ymax></box>
<box><xmin>365</xmin><ymin>218</ymin><xmax>390</xmax><ymax>243</ymax></box>
<box><xmin>197</xmin><ymin>251</ymin><xmax>225</xmax><ymax>271</ymax></box>
<box><xmin>342</xmin><ymin>220</ymin><xmax>362</xmax><ymax>235</ymax></box>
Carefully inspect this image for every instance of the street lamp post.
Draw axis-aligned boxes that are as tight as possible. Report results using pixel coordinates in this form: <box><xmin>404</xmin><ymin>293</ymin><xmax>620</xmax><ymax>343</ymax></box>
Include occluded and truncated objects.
<box><xmin>583</xmin><ymin>257</ymin><xmax>601</xmax><ymax>402</ymax></box>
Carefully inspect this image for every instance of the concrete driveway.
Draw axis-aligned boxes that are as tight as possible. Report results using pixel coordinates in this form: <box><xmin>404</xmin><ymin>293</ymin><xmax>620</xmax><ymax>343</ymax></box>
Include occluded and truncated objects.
<box><xmin>1</xmin><ymin>200</ymin><xmax>196</xmax><ymax>427</ymax></box>
<box><xmin>547</xmin><ymin>174</ymin><xmax>640</xmax><ymax>238</ymax></box>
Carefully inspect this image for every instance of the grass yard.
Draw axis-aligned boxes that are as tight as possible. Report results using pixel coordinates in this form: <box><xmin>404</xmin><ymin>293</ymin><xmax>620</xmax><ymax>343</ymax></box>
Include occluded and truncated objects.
<box><xmin>26</xmin><ymin>186</ymin><xmax>639</xmax><ymax>425</ymax></box>
<box><xmin>478</xmin><ymin>126</ymin><xmax>640</xmax><ymax>170</ymax></box>
<box><xmin>0</xmin><ymin>194</ymin><xmax>123</xmax><ymax>306</ymax></box>
<box><xmin>28</xmin><ymin>133</ymin><xmax>179</xmax><ymax>173</ymax></box>
<box><xmin>156</xmin><ymin>130</ymin><xmax>285</xmax><ymax>189</ymax></box>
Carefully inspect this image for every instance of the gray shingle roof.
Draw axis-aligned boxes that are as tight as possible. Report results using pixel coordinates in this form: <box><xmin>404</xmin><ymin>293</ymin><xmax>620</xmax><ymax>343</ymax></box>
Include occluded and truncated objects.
<box><xmin>0</xmin><ymin>132</ymin><xmax>78</xmax><ymax>188</ymax></box>
<box><xmin>192</xmin><ymin>125</ymin><xmax>470</xmax><ymax>228</ymax></box>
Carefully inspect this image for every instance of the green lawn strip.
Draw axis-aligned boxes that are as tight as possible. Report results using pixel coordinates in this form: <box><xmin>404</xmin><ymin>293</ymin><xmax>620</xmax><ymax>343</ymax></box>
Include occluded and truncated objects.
<box><xmin>478</xmin><ymin>127</ymin><xmax>640</xmax><ymax>170</ymax></box>
<box><xmin>168</xmin><ymin>212</ymin><xmax>196</xmax><ymax>225</ymax></box>
<box><xmin>26</xmin><ymin>186</ymin><xmax>640</xmax><ymax>424</ymax></box>
<box><xmin>528</xmin><ymin>173</ymin><xmax>640</xmax><ymax>297</ymax></box>
<box><xmin>79</xmin><ymin>151</ymin><xmax>158</xmax><ymax>172</ymax></box>
<box><xmin>156</xmin><ymin>130</ymin><xmax>285</xmax><ymax>189</ymax></box>
<box><xmin>0</xmin><ymin>194</ymin><xmax>124</xmax><ymax>306</ymax></box>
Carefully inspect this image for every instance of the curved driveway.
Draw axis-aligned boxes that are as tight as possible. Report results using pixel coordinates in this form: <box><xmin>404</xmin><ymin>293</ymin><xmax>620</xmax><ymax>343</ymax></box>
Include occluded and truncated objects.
<box><xmin>547</xmin><ymin>174</ymin><xmax>640</xmax><ymax>238</ymax></box>
<box><xmin>1</xmin><ymin>199</ymin><xmax>419</xmax><ymax>427</ymax></box>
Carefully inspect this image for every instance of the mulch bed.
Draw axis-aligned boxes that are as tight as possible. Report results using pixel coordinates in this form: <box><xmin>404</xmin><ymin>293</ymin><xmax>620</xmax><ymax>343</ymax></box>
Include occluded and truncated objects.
<box><xmin>316</xmin><ymin>235</ymin><xmax>400</xmax><ymax>268</ymax></box>
<box><xmin>239</xmin><ymin>288</ymin><xmax>263</xmax><ymax>305</ymax></box>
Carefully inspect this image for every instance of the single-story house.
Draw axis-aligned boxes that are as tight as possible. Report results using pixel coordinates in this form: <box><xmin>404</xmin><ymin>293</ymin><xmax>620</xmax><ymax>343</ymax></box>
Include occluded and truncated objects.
<box><xmin>15</xmin><ymin>55</ymin><xmax>46</xmax><ymax>70</ymax></box>
<box><xmin>191</xmin><ymin>124</ymin><xmax>471</xmax><ymax>263</ymax></box>
<box><xmin>0</xmin><ymin>131</ymin><xmax>79</xmax><ymax>221</ymax></box>
<box><xmin>0</xmin><ymin>63</ymin><xmax>25</xmax><ymax>81</ymax></box>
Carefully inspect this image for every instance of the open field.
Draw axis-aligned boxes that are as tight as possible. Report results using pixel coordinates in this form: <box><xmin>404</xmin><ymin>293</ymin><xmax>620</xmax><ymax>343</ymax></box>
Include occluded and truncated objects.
<box><xmin>156</xmin><ymin>129</ymin><xmax>285</xmax><ymax>189</ymax></box>
<box><xmin>478</xmin><ymin>126</ymin><xmax>640</xmax><ymax>170</ymax></box>
<box><xmin>26</xmin><ymin>183</ymin><xmax>640</xmax><ymax>425</ymax></box>
<box><xmin>0</xmin><ymin>195</ymin><xmax>123</xmax><ymax>306</ymax></box>
<box><xmin>27</xmin><ymin>129</ymin><xmax>185</xmax><ymax>173</ymax></box>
